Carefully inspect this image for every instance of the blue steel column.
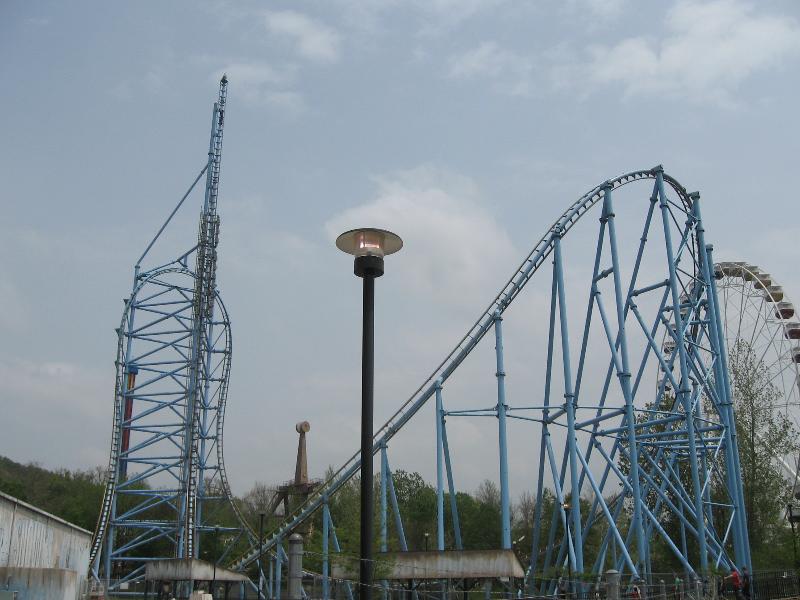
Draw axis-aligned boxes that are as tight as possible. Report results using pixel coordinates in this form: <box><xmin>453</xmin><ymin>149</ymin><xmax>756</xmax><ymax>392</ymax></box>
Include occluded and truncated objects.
<box><xmin>693</xmin><ymin>194</ymin><xmax>742</xmax><ymax>562</ymax></box>
<box><xmin>327</xmin><ymin>513</ymin><xmax>355</xmax><ymax>600</ymax></box>
<box><xmin>383</xmin><ymin>447</ymin><xmax>409</xmax><ymax>551</ymax></box>
<box><xmin>435</xmin><ymin>379</ymin><xmax>446</xmax><ymax>551</ymax></box>
<box><xmin>323</xmin><ymin>501</ymin><xmax>330</xmax><ymax>600</ymax></box>
<box><xmin>105</xmin><ymin>268</ymin><xmax>141</xmax><ymax>585</ymax></box>
<box><xmin>531</xmin><ymin>255</ymin><xmax>559</xmax><ymax>588</ymax></box>
<box><xmin>380</xmin><ymin>442</ymin><xmax>388</xmax><ymax>554</ymax></box>
<box><xmin>178</xmin><ymin>99</ymin><xmax>220</xmax><ymax>559</ymax></box>
<box><xmin>656</xmin><ymin>169</ymin><xmax>708</xmax><ymax>571</ymax></box>
<box><xmin>275</xmin><ymin>538</ymin><xmax>283</xmax><ymax>600</ymax></box>
<box><xmin>602</xmin><ymin>187</ymin><xmax>647</xmax><ymax>575</ymax></box>
<box><xmin>441</xmin><ymin>419</ymin><xmax>463</xmax><ymax>550</ymax></box>
<box><xmin>493</xmin><ymin>311</ymin><xmax>512</xmax><ymax>550</ymax></box>
<box><xmin>704</xmin><ymin>240</ymin><xmax>752</xmax><ymax>570</ymax></box>
<box><xmin>380</xmin><ymin>440</ymin><xmax>389</xmax><ymax>600</ymax></box>
<box><xmin>553</xmin><ymin>231</ymin><xmax>585</xmax><ymax>573</ymax></box>
<box><xmin>269</xmin><ymin>559</ymin><xmax>274</xmax><ymax>600</ymax></box>
<box><xmin>194</xmin><ymin>317</ymin><xmax>216</xmax><ymax>556</ymax></box>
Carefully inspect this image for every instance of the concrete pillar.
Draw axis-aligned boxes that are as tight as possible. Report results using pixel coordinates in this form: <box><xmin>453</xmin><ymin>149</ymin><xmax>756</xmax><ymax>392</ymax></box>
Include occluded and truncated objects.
<box><xmin>606</xmin><ymin>570</ymin><xmax>620</xmax><ymax>600</ymax></box>
<box><xmin>289</xmin><ymin>534</ymin><xmax>304</xmax><ymax>600</ymax></box>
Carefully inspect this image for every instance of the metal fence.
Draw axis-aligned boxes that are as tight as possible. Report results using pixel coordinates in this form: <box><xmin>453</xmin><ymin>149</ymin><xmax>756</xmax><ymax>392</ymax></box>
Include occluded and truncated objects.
<box><xmin>524</xmin><ymin>571</ymin><xmax>800</xmax><ymax>600</ymax></box>
<box><xmin>91</xmin><ymin>569</ymin><xmax>800</xmax><ymax>600</ymax></box>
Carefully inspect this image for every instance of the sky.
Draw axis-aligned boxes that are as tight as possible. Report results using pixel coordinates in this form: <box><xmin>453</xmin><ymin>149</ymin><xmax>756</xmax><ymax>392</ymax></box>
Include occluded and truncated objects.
<box><xmin>2</xmin><ymin>0</ymin><xmax>800</xmax><ymax>499</ymax></box>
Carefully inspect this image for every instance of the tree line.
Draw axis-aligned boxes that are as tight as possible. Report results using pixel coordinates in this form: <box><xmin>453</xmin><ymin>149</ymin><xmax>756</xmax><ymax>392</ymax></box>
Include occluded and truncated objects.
<box><xmin>1</xmin><ymin>338</ymin><xmax>797</xmax><ymax>577</ymax></box>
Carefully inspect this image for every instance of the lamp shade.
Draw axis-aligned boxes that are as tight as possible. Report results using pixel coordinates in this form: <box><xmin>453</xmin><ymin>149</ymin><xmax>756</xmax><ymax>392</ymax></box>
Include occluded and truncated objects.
<box><xmin>336</xmin><ymin>228</ymin><xmax>403</xmax><ymax>258</ymax></box>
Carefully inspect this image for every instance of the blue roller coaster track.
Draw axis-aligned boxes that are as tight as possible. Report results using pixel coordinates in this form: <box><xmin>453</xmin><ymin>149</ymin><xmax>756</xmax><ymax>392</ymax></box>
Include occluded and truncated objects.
<box><xmin>230</xmin><ymin>168</ymin><xmax>751</xmax><ymax>593</ymax></box>
<box><xmin>90</xmin><ymin>76</ymin><xmax>254</xmax><ymax>593</ymax></box>
<box><xmin>90</xmin><ymin>76</ymin><xmax>752</xmax><ymax>597</ymax></box>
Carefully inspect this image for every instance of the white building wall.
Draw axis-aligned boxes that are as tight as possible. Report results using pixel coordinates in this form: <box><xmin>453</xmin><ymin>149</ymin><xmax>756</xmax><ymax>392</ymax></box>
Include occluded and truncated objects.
<box><xmin>0</xmin><ymin>491</ymin><xmax>91</xmax><ymax>599</ymax></box>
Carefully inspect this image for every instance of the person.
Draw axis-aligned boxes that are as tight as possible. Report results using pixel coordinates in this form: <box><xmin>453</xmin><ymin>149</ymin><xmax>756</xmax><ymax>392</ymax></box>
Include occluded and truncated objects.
<box><xmin>631</xmin><ymin>584</ymin><xmax>642</xmax><ymax>600</ymax></box>
<box><xmin>741</xmin><ymin>567</ymin><xmax>751</xmax><ymax>600</ymax></box>
<box><xmin>725</xmin><ymin>568</ymin><xmax>742</xmax><ymax>600</ymax></box>
<box><xmin>558</xmin><ymin>576</ymin><xmax>568</xmax><ymax>600</ymax></box>
<box><xmin>674</xmin><ymin>574</ymin><xmax>684</xmax><ymax>600</ymax></box>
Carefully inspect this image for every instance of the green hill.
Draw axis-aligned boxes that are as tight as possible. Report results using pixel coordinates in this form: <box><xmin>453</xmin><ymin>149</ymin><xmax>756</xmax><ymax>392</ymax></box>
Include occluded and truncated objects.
<box><xmin>0</xmin><ymin>455</ymin><xmax>104</xmax><ymax>532</ymax></box>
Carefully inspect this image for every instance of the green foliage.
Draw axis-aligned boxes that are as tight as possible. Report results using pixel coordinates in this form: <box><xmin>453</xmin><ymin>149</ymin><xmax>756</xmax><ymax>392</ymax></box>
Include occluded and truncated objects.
<box><xmin>728</xmin><ymin>340</ymin><xmax>799</xmax><ymax>569</ymax></box>
<box><xmin>0</xmin><ymin>455</ymin><xmax>105</xmax><ymax>531</ymax></box>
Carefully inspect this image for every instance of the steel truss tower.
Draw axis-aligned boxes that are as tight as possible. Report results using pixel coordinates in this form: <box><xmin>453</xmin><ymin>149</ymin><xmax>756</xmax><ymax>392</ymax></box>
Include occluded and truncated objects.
<box><xmin>90</xmin><ymin>77</ymin><xmax>251</xmax><ymax>593</ymax></box>
<box><xmin>231</xmin><ymin>168</ymin><xmax>751</xmax><ymax>594</ymax></box>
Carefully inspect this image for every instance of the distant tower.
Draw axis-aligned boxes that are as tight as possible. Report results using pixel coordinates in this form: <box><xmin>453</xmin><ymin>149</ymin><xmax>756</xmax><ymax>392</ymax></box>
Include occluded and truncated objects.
<box><xmin>271</xmin><ymin>421</ymin><xmax>319</xmax><ymax>535</ymax></box>
<box><xmin>294</xmin><ymin>421</ymin><xmax>311</xmax><ymax>486</ymax></box>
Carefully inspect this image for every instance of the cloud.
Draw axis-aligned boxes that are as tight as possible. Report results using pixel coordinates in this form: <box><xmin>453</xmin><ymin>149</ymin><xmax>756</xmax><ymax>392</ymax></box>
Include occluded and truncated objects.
<box><xmin>0</xmin><ymin>281</ymin><xmax>30</xmax><ymax>334</ymax></box>
<box><xmin>23</xmin><ymin>17</ymin><xmax>51</xmax><ymax>27</ymax></box>
<box><xmin>264</xmin><ymin>10</ymin><xmax>342</xmax><ymax>64</ymax></box>
<box><xmin>215</xmin><ymin>13</ymin><xmax>340</xmax><ymax>113</ymax></box>
<box><xmin>0</xmin><ymin>359</ymin><xmax>110</xmax><ymax>468</ymax></box>
<box><xmin>445</xmin><ymin>1</ymin><xmax>800</xmax><ymax>106</ymax></box>
<box><xmin>331</xmin><ymin>0</ymin><xmax>506</xmax><ymax>35</ymax></box>
<box><xmin>587</xmin><ymin>0</ymin><xmax>800</xmax><ymax>105</ymax></box>
<box><xmin>220</xmin><ymin>62</ymin><xmax>290</xmax><ymax>88</ymax></box>
<box><xmin>566</xmin><ymin>0</ymin><xmax>626</xmax><ymax>19</ymax></box>
<box><xmin>216</xmin><ymin>62</ymin><xmax>305</xmax><ymax>114</ymax></box>
<box><xmin>324</xmin><ymin>166</ymin><xmax>516</xmax><ymax>310</ymax></box>
<box><xmin>447</xmin><ymin>41</ymin><xmax>536</xmax><ymax>96</ymax></box>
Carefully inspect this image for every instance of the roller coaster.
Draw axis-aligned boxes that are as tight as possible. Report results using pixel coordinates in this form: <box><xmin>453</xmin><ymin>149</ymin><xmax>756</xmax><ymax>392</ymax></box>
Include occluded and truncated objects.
<box><xmin>90</xmin><ymin>77</ymin><xmax>254</xmax><ymax>592</ymax></box>
<box><xmin>90</xmin><ymin>79</ymin><xmax>800</xmax><ymax>597</ymax></box>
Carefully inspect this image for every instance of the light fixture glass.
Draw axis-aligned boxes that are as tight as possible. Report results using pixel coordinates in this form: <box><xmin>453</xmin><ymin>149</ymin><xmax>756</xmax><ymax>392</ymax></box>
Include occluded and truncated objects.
<box><xmin>336</xmin><ymin>228</ymin><xmax>403</xmax><ymax>258</ymax></box>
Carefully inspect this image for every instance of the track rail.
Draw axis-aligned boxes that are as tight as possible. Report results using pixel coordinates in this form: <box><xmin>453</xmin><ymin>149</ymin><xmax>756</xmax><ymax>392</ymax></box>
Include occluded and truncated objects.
<box><xmin>89</xmin><ymin>266</ymin><xmax>191</xmax><ymax>568</ymax></box>
<box><xmin>231</xmin><ymin>165</ymin><xmax>694</xmax><ymax>569</ymax></box>
<box><xmin>88</xmin><ymin>268</ymin><xmax>252</xmax><ymax>569</ymax></box>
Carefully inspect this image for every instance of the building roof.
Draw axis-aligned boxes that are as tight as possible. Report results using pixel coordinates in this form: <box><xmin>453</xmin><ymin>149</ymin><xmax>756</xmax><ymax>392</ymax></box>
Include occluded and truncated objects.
<box><xmin>0</xmin><ymin>490</ymin><xmax>92</xmax><ymax>536</ymax></box>
<box><xmin>333</xmin><ymin>549</ymin><xmax>525</xmax><ymax>580</ymax></box>
<box><xmin>145</xmin><ymin>558</ymin><xmax>251</xmax><ymax>583</ymax></box>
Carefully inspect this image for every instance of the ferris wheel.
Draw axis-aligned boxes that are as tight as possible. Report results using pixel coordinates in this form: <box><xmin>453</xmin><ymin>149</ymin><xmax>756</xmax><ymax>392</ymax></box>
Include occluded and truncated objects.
<box><xmin>714</xmin><ymin>261</ymin><xmax>800</xmax><ymax>481</ymax></box>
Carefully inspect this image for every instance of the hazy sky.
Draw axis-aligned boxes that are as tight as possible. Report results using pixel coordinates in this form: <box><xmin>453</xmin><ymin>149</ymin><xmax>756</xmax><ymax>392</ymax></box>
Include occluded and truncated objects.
<box><xmin>2</xmin><ymin>0</ymin><xmax>800</xmax><ymax>498</ymax></box>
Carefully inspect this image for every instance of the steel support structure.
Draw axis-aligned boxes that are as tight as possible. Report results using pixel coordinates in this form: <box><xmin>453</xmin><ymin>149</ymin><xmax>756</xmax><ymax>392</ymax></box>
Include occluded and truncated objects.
<box><xmin>224</xmin><ymin>167</ymin><xmax>750</xmax><ymax>589</ymax></box>
<box><xmin>89</xmin><ymin>77</ymin><xmax>251</xmax><ymax>593</ymax></box>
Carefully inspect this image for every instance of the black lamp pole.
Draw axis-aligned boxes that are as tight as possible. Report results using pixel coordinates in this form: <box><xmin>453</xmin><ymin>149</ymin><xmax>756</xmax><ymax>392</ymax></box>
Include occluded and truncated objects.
<box><xmin>212</xmin><ymin>526</ymin><xmax>220</xmax><ymax>598</ymax></box>
<box><xmin>357</xmin><ymin>253</ymin><xmax>381</xmax><ymax>600</ymax></box>
<box><xmin>337</xmin><ymin>228</ymin><xmax>403</xmax><ymax>600</ymax></box>
<box><xmin>789</xmin><ymin>505</ymin><xmax>799</xmax><ymax>569</ymax></box>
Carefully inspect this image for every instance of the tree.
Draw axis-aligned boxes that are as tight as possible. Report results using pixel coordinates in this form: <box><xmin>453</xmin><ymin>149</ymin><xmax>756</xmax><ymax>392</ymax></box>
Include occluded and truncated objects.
<box><xmin>728</xmin><ymin>340</ymin><xmax>799</xmax><ymax>567</ymax></box>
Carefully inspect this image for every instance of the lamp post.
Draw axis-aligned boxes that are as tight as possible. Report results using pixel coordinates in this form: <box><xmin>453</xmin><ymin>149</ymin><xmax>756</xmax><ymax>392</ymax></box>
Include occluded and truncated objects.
<box><xmin>336</xmin><ymin>228</ymin><xmax>403</xmax><ymax>600</ymax></box>
<box><xmin>424</xmin><ymin>532</ymin><xmax>430</xmax><ymax>552</ymax></box>
<box><xmin>259</xmin><ymin>512</ymin><xmax>266</xmax><ymax>600</ymax></box>
<box><xmin>789</xmin><ymin>505</ymin><xmax>800</xmax><ymax>569</ymax></box>
<box><xmin>212</xmin><ymin>526</ymin><xmax>220</xmax><ymax>598</ymax></box>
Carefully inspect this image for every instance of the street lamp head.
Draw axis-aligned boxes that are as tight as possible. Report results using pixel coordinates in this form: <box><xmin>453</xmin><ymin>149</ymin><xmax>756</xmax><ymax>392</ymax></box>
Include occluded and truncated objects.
<box><xmin>336</xmin><ymin>228</ymin><xmax>403</xmax><ymax>258</ymax></box>
<box><xmin>336</xmin><ymin>228</ymin><xmax>403</xmax><ymax>278</ymax></box>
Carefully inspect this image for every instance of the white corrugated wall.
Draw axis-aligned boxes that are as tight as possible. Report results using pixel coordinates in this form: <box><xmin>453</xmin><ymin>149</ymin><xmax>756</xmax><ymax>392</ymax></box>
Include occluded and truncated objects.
<box><xmin>0</xmin><ymin>491</ymin><xmax>91</xmax><ymax>599</ymax></box>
